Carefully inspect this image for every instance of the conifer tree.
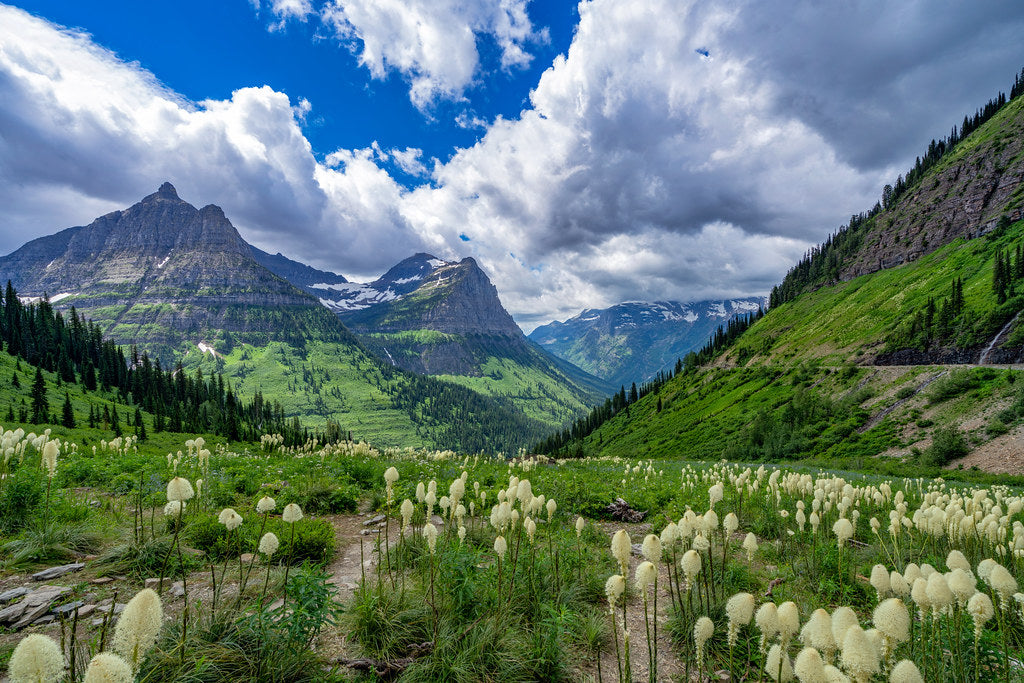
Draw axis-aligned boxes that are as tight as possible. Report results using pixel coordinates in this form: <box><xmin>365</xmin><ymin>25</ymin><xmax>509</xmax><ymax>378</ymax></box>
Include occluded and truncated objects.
<box><xmin>31</xmin><ymin>367</ymin><xmax>48</xmax><ymax>424</ymax></box>
<box><xmin>62</xmin><ymin>392</ymin><xmax>75</xmax><ymax>428</ymax></box>
<box><xmin>110</xmin><ymin>405</ymin><xmax>121</xmax><ymax>436</ymax></box>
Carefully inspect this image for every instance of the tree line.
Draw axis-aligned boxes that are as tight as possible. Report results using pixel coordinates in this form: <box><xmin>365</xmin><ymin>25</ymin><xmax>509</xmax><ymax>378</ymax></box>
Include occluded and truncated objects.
<box><xmin>770</xmin><ymin>67</ymin><xmax>1024</xmax><ymax>310</ymax></box>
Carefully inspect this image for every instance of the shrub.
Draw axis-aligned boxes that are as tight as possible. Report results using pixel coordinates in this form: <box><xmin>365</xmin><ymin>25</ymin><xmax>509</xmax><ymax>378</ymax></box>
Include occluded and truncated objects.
<box><xmin>895</xmin><ymin>386</ymin><xmax>916</xmax><ymax>400</ymax></box>
<box><xmin>0</xmin><ymin>466</ymin><xmax>44</xmax><ymax>531</ymax></box>
<box><xmin>922</xmin><ymin>426</ymin><xmax>970</xmax><ymax>466</ymax></box>
<box><xmin>927</xmin><ymin>369</ymin><xmax>980</xmax><ymax>404</ymax></box>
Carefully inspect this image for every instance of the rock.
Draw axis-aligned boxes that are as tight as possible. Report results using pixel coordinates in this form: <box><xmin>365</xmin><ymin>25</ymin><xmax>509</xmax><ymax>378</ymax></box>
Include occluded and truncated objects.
<box><xmin>33</xmin><ymin>615</ymin><xmax>56</xmax><ymax>625</ymax></box>
<box><xmin>0</xmin><ymin>587</ymin><xmax>30</xmax><ymax>604</ymax></box>
<box><xmin>240</xmin><ymin>553</ymin><xmax>255</xmax><ymax>563</ymax></box>
<box><xmin>90</xmin><ymin>577</ymin><xmax>115</xmax><ymax>585</ymax></box>
<box><xmin>144</xmin><ymin>578</ymin><xmax>162</xmax><ymax>589</ymax></box>
<box><xmin>52</xmin><ymin>601</ymin><xmax>84</xmax><ymax>617</ymax></box>
<box><xmin>360</xmin><ymin>529</ymin><xmax>381</xmax><ymax>536</ymax></box>
<box><xmin>0</xmin><ymin>585</ymin><xmax>72</xmax><ymax>629</ymax></box>
<box><xmin>31</xmin><ymin>563</ymin><xmax>85</xmax><ymax>581</ymax></box>
<box><xmin>113</xmin><ymin>602</ymin><xmax>126</xmax><ymax>615</ymax></box>
<box><xmin>77</xmin><ymin>604</ymin><xmax>97</xmax><ymax>618</ymax></box>
<box><xmin>363</xmin><ymin>515</ymin><xmax>386</xmax><ymax>526</ymax></box>
<box><xmin>170</xmin><ymin>582</ymin><xmax>185</xmax><ymax>598</ymax></box>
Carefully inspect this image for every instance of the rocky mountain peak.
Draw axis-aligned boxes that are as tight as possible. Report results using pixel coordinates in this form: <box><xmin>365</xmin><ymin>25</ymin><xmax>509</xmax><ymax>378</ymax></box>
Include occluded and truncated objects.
<box><xmin>156</xmin><ymin>182</ymin><xmax>179</xmax><ymax>199</ymax></box>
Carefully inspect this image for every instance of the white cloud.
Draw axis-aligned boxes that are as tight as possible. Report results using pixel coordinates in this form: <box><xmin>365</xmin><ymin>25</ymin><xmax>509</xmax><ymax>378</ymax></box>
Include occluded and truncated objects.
<box><xmin>2</xmin><ymin>1</ymin><xmax>1023</xmax><ymax>331</ymax></box>
<box><xmin>319</xmin><ymin>0</ymin><xmax>539</xmax><ymax>108</ymax></box>
<box><xmin>252</xmin><ymin>0</ymin><xmax>314</xmax><ymax>30</ymax></box>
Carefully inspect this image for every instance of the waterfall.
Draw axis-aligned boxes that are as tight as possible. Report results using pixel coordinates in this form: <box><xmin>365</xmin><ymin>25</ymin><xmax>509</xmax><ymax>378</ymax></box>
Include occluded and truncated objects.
<box><xmin>978</xmin><ymin>311</ymin><xmax>1022</xmax><ymax>364</ymax></box>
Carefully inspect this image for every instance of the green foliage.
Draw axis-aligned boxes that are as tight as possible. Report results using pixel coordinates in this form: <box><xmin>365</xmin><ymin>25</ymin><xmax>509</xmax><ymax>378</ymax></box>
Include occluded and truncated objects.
<box><xmin>922</xmin><ymin>426</ymin><xmax>970</xmax><ymax>466</ymax></box>
<box><xmin>928</xmin><ymin>369</ymin><xmax>982</xmax><ymax>404</ymax></box>
<box><xmin>0</xmin><ymin>465</ymin><xmax>44</xmax><ymax>531</ymax></box>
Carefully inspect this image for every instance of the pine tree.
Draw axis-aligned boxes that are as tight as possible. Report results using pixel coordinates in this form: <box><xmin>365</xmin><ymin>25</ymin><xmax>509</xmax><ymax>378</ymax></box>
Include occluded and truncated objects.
<box><xmin>11</xmin><ymin>372</ymin><xmax>19</xmax><ymax>389</ymax></box>
<box><xmin>88</xmin><ymin>404</ymin><xmax>96</xmax><ymax>429</ymax></box>
<box><xmin>6</xmin><ymin>405</ymin><xmax>13</xmax><ymax>422</ymax></box>
<box><xmin>30</xmin><ymin>367</ymin><xmax>48</xmax><ymax>424</ymax></box>
<box><xmin>110</xmin><ymin>405</ymin><xmax>121</xmax><ymax>437</ymax></box>
<box><xmin>62</xmin><ymin>392</ymin><xmax>75</xmax><ymax>428</ymax></box>
<box><xmin>134</xmin><ymin>406</ymin><xmax>146</xmax><ymax>441</ymax></box>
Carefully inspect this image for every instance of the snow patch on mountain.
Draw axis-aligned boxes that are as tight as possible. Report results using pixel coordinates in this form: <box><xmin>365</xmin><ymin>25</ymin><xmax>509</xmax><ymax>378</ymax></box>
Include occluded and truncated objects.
<box><xmin>707</xmin><ymin>302</ymin><xmax>728</xmax><ymax>318</ymax></box>
<box><xmin>316</xmin><ymin>282</ymin><xmax>398</xmax><ymax>312</ymax></box>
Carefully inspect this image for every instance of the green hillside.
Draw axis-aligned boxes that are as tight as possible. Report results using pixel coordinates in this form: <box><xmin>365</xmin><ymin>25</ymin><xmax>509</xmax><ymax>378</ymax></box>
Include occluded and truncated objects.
<box><xmin>545</xmin><ymin>79</ymin><xmax>1024</xmax><ymax>472</ymax></box>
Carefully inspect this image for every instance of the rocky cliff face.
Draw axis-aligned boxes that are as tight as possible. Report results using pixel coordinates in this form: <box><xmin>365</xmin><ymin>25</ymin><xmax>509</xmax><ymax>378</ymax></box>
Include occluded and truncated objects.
<box><xmin>841</xmin><ymin>98</ymin><xmax>1024</xmax><ymax>280</ymax></box>
<box><xmin>530</xmin><ymin>298</ymin><xmax>767</xmax><ymax>387</ymax></box>
<box><xmin>0</xmin><ymin>183</ymin><xmax>346</xmax><ymax>358</ymax></box>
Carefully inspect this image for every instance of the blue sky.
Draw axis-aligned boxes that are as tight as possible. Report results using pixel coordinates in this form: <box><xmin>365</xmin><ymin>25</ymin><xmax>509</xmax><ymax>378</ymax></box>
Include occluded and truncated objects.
<box><xmin>13</xmin><ymin>0</ymin><xmax>577</xmax><ymax>177</ymax></box>
<box><xmin>1</xmin><ymin>1</ymin><xmax>1023</xmax><ymax>329</ymax></box>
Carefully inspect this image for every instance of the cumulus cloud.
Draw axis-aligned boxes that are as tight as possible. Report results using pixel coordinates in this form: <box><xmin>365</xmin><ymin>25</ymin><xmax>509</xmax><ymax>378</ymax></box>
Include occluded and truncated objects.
<box><xmin>252</xmin><ymin>0</ymin><xmax>314</xmax><ymax>30</ymax></box>
<box><xmin>1</xmin><ymin>1</ymin><xmax>1022</xmax><ymax>331</ymax></box>
<box><xmin>319</xmin><ymin>0</ymin><xmax>540</xmax><ymax>108</ymax></box>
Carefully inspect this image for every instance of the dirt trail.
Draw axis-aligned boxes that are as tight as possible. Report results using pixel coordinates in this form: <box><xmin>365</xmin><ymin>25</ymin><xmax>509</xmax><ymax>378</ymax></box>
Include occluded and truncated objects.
<box><xmin>584</xmin><ymin>521</ymin><xmax>688</xmax><ymax>683</ymax></box>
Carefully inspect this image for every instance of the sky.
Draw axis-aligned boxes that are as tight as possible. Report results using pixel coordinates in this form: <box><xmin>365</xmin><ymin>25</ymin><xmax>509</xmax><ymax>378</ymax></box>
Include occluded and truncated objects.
<box><xmin>0</xmin><ymin>1</ymin><xmax>1022</xmax><ymax>331</ymax></box>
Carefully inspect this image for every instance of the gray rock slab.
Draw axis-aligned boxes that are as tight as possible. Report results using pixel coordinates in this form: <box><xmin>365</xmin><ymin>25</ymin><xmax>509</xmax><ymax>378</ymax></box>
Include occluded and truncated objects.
<box><xmin>0</xmin><ymin>587</ymin><xmax>30</xmax><ymax>604</ymax></box>
<box><xmin>32</xmin><ymin>563</ymin><xmax>85</xmax><ymax>581</ymax></box>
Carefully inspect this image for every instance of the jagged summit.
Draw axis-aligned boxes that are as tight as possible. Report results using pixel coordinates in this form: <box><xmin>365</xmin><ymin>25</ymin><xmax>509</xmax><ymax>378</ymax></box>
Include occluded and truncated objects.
<box><xmin>155</xmin><ymin>181</ymin><xmax>179</xmax><ymax>199</ymax></box>
<box><xmin>0</xmin><ymin>184</ymin><xmax>335</xmax><ymax>359</ymax></box>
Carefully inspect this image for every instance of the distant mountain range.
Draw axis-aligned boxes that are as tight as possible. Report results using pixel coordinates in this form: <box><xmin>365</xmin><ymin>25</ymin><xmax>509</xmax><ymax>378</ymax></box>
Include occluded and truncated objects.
<box><xmin>529</xmin><ymin>298</ymin><xmax>767</xmax><ymax>388</ymax></box>
<box><xmin>0</xmin><ymin>183</ymin><xmax>606</xmax><ymax>443</ymax></box>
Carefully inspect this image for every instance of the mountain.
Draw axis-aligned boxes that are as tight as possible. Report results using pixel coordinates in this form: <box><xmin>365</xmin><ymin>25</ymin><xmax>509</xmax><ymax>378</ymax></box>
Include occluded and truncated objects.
<box><xmin>250</xmin><ymin>245</ymin><xmax>349</xmax><ymax>292</ymax></box>
<box><xmin>541</xmin><ymin>73</ymin><xmax>1024</xmax><ymax>474</ymax></box>
<box><xmin>0</xmin><ymin>184</ymin><xmax>552</xmax><ymax>452</ymax></box>
<box><xmin>529</xmin><ymin>298</ymin><xmax>767</xmax><ymax>388</ymax></box>
<box><xmin>286</xmin><ymin>252</ymin><xmax>613</xmax><ymax>428</ymax></box>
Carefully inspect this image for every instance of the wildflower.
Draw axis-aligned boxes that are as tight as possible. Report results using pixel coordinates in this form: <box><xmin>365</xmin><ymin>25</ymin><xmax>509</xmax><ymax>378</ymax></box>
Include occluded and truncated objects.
<box><xmin>546</xmin><ymin>498</ymin><xmax>557</xmax><ymax>522</ymax></box>
<box><xmin>605</xmin><ymin>574</ymin><xmax>625</xmax><ymax>612</ymax></box>
<box><xmin>681</xmin><ymin>549</ymin><xmax>702</xmax><ymax>588</ymax></box>
<box><xmin>800</xmin><ymin>608</ymin><xmax>835</xmax><ymax>662</ymax></box>
<box><xmin>256</xmin><ymin>496</ymin><xmax>276</xmax><ymax>513</ymax></box>
<box><xmin>494</xmin><ymin>535</ymin><xmax>507</xmax><ymax>558</ymax></box>
<box><xmin>948</xmin><ymin>568</ymin><xmax>976</xmax><ymax>606</ymax></box>
<box><xmin>424</xmin><ymin>522</ymin><xmax>437</xmax><ymax>554</ymax></box>
<box><xmin>41</xmin><ymin>441</ymin><xmax>58</xmax><ymax>478</ymax></box>
<box><xmin>889</xmin><ymin>659</ymin><xmax>924</xmax><ymax>683</ymax></box>
<box><xmin>660</xmin><ymin>521</ymin><xmax>678</xmax><ymax>547</ymax></box>
<box><xmin>830</xmin><ymin>606</ymin><xmax>858</xmax><ymax>648</ymax></box>
<box><xmin>946</xmin><ymin>549</ymin><xmax>970</xmax><ymax>572</ymax></box>
<box><xmin>163</xmin><ymin>500</ymin><xmax>184</xmax><ymax>518</ymax></box>
<box><xmin>218</xmin><ymin>507</ymin><xmax>243</xmax><ymax>531</ymax></box>
<box><xmin>869</xmin><ymin>564</ymin><xmax>890</xmax><ymax>600</ymax></box>
<box><xmin>112</xmin><ymin>588</ymin><xmax>163</xmax><ymax>672</ymax></box>
<box><xmin>575</xmin><ymin>516</ymin><xmax>585</xmax><ymax>537</ymax></box>
<box><xmin>967</xmin><ymin>591</ymin><xmax>994</xmax><ymax>640</ymax></box>
<box><xmin>384</xmin><ymin>466</ymin><xmax>399</xmax><ymax>486</ymax></box>
<box><xmin>166</xmin><ymin>476</ymin><xmax>194</xmax><ymax>502</ymax></box>
<box><xmin>778</xmin><ymin>601</ymin><xmax>800</xmax><ymax>647</ymax></box>
<box><xmin>635</xmin><ymin>561</ymin><xmax>657</xmax><ymax>593</ymax></box>
<box><xmin>415</xmin><ymin>482</ymin><xmax>425</xmax><ymax>502</ymax></box>
<box><xmin>756</xmin><ymin>602</ymin><xmax>779</xmax><ymax>653</ymax></box>
<box><xmin>282</xmin><ymin>503</ymin><xmax>303</xmax><ymax>523</ymax></box>
<box><xmin>611</xmin><ymin>529</ymin><xmax>631</xmax><ymax>575</ymax></box>
<box><xmin>709</xmin><ymin>482</ymin><xmax>724</xmax><ymax>508</ymax></box>
<box><xmin>765</xmin><ymin>643</ymin><xmax>794</xmax><ymax>682</ymax></box>
<box><xmin>873</xmin><ymin>598</ymin><xmax>910</xmax><ymax>644</ymax></box>
<box><xmin>726</xmin><ymin>592</ymin><xmax>755</xmax><ymax>648</ymax></box>
<box><xmin>641</xmin><ymin>534</ymin><xmax>661</xmax><ymax>563</ymax></box>
<box><xmin>458</xmin><ymin>525</ymin><xmax>466</xmax><ymax>544</ymax></box>
<box><xmin>987</xmin><ymin>563</ymin><xmax>1018</xmax><ymax>607</ymax></box>
<box><xmin>694</xmin><ymin>616</ymin><xmax>714</xmax><ymax>672</ymax></box>
<box><xmin>82</xmin><ymin>652</ymin><xmax>133</xmax><ymax>683</ymax></box>
<box><xmin>8</xmin><ymin>634</ymin><xmax>63</xmax><ymax>683</ymax></box>
<box><xmin>889</xmin><ymin>571</ymin><xmax>910</xmax><ymax>598</ymax></box>
<box><xmin>743</xmin><ymin>532</ymin><xmax>759</xmax><ymax>562</ymax></box>
<box><xmin>793</xmin><ymin>647</ymin><xmax>825</xmax><ymax>683</ymax></box>
<box><xmin>840</xmin><ymin>625</ymin><xmax>879</xmax><ymax>682</ymax></box>
<box><xmin>832</xmin><ymin>518</ymin><xmax>853</xmax><ymax>549</ymax></box>
<box><xmin>259</xmin><ymin>532</ymin><xmax>279</xmax><ymax>557</ymax></box>
<box><xmin>925</xmin><ymin>573</ymin><xmax>953</xmax><ymax>613</ymax></box>
<box><xmin>401</xmin><ymin>499</ymin><xmax>414</xmax><ymax>533</ymax></box>
<box><xmin>724</xmin><ymin>511</ymin><xmax>739</xmax><ymax>535</ymax></box>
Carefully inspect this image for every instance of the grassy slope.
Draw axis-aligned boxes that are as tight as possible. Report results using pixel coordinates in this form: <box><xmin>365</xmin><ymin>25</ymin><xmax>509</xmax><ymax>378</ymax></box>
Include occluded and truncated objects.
<box><xmin>576</xmin><ymin>100</ymin><xmax>1024</xmax><ymax>467</ymax></box>
<box><xmin>735</xmin><ymin>218</ymin><xmax>1024</xmax><ymax>364</ymax></box>
<box><xmin>182</xmin><ymin>340</ymin><xmax>429</xmax><ymax>448</ymax></box>
<box><xmin>435</xmin><ymin>355</ymin><xmax>596</xmax><ymax>427</ymax></box>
